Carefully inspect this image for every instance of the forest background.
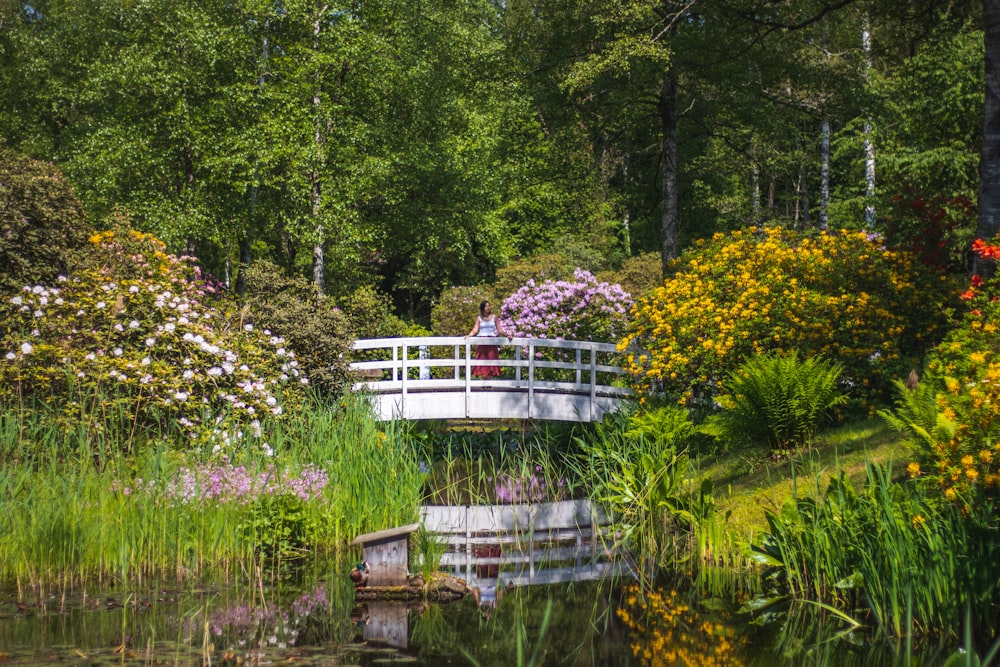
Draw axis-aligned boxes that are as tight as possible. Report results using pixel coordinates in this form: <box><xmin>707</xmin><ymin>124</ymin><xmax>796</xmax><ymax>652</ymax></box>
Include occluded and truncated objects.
<box><xmin>1</xmin><ymin>0</ymin><xmax>990</xmax><ymax>321</ymax></box>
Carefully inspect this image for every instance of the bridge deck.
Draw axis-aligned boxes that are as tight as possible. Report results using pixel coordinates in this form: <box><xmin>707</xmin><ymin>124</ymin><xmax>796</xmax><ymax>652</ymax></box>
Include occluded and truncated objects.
<box><xmin>351</xmin><ymin>336</ymin><xmax>632</xmax><ymax>422</ymax></box>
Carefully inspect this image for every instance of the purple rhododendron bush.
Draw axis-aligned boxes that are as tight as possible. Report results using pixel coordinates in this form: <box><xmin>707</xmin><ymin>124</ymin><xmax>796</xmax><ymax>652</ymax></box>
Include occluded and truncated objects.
<box><xmin>0</xmin><ymin>227</ymin><xmax>307</xmax><ymax>454</ymax></box>
<box><xmin>499</xmin><ymin>268</ymin><xmax>633</xmax><ymax>342</ymax></box>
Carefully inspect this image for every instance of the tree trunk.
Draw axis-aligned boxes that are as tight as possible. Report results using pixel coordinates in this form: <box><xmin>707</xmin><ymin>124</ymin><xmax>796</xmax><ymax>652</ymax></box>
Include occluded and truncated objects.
<box><xmin>309</xmin><ymin>7</ymin><xmax>330</xmax><ymax>295</ymax></box>
<box><xmin>977</xmin><ymin>0</ymin><xmax>1000</xmax><ymax>278</ymax></box>
<box><xmin>862</xmin><ymin>19</ymin><xmax>876</xmax><ymax>227</ymax></box>
<box><xmin>236</xmin><ymin>233</ymin><xmax>252</xmax><ymax>298</ymax></box>
<box><xmin>819</xmin><ymin>117</ymin><xmax>830</xmax><ymax>230</ymax></box>
<box><xmin>658</xmin><ymin>69</ymin><xmax>679</xmax><ymax>276</ymax></box>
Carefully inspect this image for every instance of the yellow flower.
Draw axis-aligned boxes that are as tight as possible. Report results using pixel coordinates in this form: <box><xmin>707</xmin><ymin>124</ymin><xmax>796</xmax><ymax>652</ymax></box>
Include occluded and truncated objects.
<box><xmin>907</xmin><ymin>461</ymin><xmax>921</xmax><ymax>478</ymax></box>
<box><xmin>912</xmin><ymin>514</ymin><xmax>926</xmax><ymax>528</ymax></box>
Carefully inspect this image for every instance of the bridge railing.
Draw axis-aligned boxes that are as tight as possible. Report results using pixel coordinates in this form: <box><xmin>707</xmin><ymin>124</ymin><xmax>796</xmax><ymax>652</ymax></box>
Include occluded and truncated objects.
<box><xmin>350</xmin><ymin>336</ymin><xmax>633</xmax><ymax>421</ymax></box>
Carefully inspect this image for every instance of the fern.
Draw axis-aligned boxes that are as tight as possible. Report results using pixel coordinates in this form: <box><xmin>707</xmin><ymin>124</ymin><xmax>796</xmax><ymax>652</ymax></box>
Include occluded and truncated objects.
<box><xmin>704</xmin><ymin>352</ymin><xmax>846</xmax><ymax>454</ymax></box>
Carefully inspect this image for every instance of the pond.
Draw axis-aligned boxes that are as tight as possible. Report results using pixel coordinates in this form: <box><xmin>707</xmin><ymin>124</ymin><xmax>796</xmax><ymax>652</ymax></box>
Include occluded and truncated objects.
<box><xmin>0</xmin><ymin>568</ymin><xmax>959</xmax><ymax>666</ymax></box>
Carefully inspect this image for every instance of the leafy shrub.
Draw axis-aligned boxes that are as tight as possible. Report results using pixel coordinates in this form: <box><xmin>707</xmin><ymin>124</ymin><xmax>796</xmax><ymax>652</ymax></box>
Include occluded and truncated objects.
<box><xmin>0</xmin><ymin>151</ymin><xmax>93</xmax><ymax>291</ymax></box>
<box><xmin>499</xmin><ymin>268</ymin><xmax>633</xmax><ymax>343</ymax></box>
<box><xmin>0</xmin><ymin>227</ymin><xmax>305</xmax><ymax>454</ymax></box>
<box><xmin>431</xmin><ymin>284</ymin><xmax>494</xmax><ymax>335</ymax></box>
<box><xmin>242</xmin><ymin>261</ymin><xmax>352</xmax><ymax>396</ymax></box>
<box><xmin>622</xmin><ymin>227</ymin><xmax>957</xmax><ymax>410</ymax></box>
<box><xmin>340</xmin><ymin>284</ymin><xmax>407</xmax><ymax>340</ymax></box>
<box><xmin>704</xmin><ymin>352</ymin><xmax>846</xmax><ymax>455</ymax></box>
<box><xmin>491</xmin><ymin>252</ymin><xmax>576</xmax><ymax>302</ymax></box>
<box><xmin>243</xmin><ymin>493</ymin><xmax>319</xmax><ymax>560</ymax></box>
<box><xmin>597</xmin><ymin>251</ymin><xmax>662</xmax><ymax>301</ymax></box>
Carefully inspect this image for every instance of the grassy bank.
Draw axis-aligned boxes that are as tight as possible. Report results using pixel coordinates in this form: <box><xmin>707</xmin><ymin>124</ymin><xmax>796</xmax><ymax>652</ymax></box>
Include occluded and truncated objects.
<box><xmin>0</xmin><ymin>395</ymin><xmax>424</xmax><ymax>591</ymax></box>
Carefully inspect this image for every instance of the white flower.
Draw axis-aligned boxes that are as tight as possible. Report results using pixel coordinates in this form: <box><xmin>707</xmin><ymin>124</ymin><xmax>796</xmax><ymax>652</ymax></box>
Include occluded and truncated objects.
<box><xmin>244</xmin><ymin>324</ymin><xmax>253</xmax><ymax>332</ymax></box>
<box><xmin>262</xmin><ymin>444</ymin><xmax>274</xmax><ymax>457</ymax></box>
<box><xmin>85</xmin><ymin>353</ymin><xmax>96</xmax><ymax>361</ymax></box>
<box><xmin>54</xmin><ymin>298</ymin><xmax>64</xmax><ymax>305</ymax></box>
<box><xmin>177</xmin><ymin>316</ymin><xmax>189</xmax><ymax>325</ymax></box>
<box><xmin>58</xmin><ymin>275</ymin><xmax>67</xmax><ymax>282</ymax></box>
<box><xmin>20</xmin><ymin>342</ymin><xmax>33</xmax><ymax>354</ymax></box>
<box><xmin>96</xmin><ymin>301</ymin><xmax>107</xmax><ymax>309</ymax></box>
<box><xmin>114</xmin><ymin>323</ymin><xmax>124</xmax><ymax>332</ymax></box>
<box><xmin>222</xmin><ymin>362</ymin><xmax>235</xmax><ymax>374</ymax></box>
<box><xmin>4</xmin><ymin>352</ymin><xmax>15</xmax><ymax>360</ymax></box>
<box><xmin>182</xmin><ymin>370</ymin><xmax>194</xmax><ymax>380</ymax></box>
<box><xmin>10</xmin><ymin>296</ymin><xmax>22</xmax><ymax>305</ymax></box>
<box><xmin>141</xmin><ymin>357</ymin><xmax>151</xmax><ymax>366</ymax></box>
<box><xmin>145</xmin><ymin>338</ymin><xmax>156</xmax><ymax>347</ymax></box>
<box><xmin>39</xmin><ymin>296</ymin><xmax>48</xmax><ymax>305</ymax></box>
<box><xmin>129</xmin><ymin>320</ymin><xmax>140</xmax><ymax>329</ymax></box>
<box><xmin>207</xmin><ymin>367</ymin><xmax>222</xmax><ymax>376</ymax></box>
<box><xmin>164</xmin><ymin>323</ymin><xmax>175</xmax><ymax>332</ymax></box>
<box><xmin>112</xmin><ymin>347</ymin><xmax>123</xmax><ymax>357</ymax></box>
<box><xmin>174</xmin><ymin>391</ymin><xmax>189</xmax><ymax>402</ymax></box>
<box><xmin>129</xmin><ymin>285</ymin><xmax>140</xmax><ymax>294</ymax></box>
<box><xmin>33</xmin><ymin>309</ymin><xmax>43</xmax><ymax>318</ymax></box>
<box><xmin>276</xmin><ymin>348</ymin><xmax>286</xmax><ymax>357</ymax></box>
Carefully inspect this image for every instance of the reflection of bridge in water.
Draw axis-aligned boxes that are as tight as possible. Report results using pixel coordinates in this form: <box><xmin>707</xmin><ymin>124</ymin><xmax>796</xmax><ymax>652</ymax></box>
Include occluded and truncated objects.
<box><xmin>421</xmin><ymin>499</ymin><xmax>629</xmax><ymax>592</ymax></box>
<box><xmin>358</xmin><ymin>499</ymin><xmax>630</xmax><ymax>649</ymax></box>
<box><xmin>351</xmin><ymin>336</ymin><xmax>632</xmax><ymax>422</ymax></box>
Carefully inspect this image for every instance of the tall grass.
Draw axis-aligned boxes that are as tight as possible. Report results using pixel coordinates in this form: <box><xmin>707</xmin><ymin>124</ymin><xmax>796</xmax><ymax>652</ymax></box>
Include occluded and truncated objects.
<box><xmin>0</xmin><ymin>393</ymin><xmax>424</xmax><ymax>592</ymax></box>
<box><xmin>756</xmin><ymin>463</ymin><xmax>1000</xmax><ymax>640</ymax></box>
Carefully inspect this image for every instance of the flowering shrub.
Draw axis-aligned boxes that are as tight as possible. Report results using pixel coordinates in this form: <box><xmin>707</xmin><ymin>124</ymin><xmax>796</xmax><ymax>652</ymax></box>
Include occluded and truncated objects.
<box><xmin>621</xmin><ymin>227</ymin><xmax>957</xmax><ymax>410</ymax></box>
<box><xmin>127</xmin><ymin>462</ymin><xmax>329</xmax><ymax>505</ymax></box>
<box><xmin>499</xmin><ymin>268</ymin><xmax>633</xmax><ymax>342</ymax></box>
<box><xmin>914</xmin><ymin>236</ymin><xmax>1000</xmax><ymax>505</ymax></box>
<box><xmin>0</xmin><ymin>228</ymin><xmax>306</xmax><ymax>453</ymax></box>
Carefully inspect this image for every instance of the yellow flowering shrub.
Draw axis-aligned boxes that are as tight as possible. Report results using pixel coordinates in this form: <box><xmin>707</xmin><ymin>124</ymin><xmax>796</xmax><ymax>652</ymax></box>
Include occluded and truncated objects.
<box><xmin>620</xmin><ymin>227</ymin><xmax>957</xmax><ymax>410</ymax></box>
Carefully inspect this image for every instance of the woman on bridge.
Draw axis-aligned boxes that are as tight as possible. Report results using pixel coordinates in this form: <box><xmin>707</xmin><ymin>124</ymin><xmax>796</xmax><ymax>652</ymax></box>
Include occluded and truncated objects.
<box><xmin>467</xmin><ymin>300</ymin><xmax>510</xmax><ymax>378</ymax></box>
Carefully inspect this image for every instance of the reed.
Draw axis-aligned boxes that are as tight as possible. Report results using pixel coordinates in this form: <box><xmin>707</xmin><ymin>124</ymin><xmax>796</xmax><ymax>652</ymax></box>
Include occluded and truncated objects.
<box><xmin>0</xmin><ymin>392</ymin><xmax>424</xmax><ymax>591</ymax></box>
<box><xmin>757</xmin><ymin>462</ymin><xmax>1000</xmax><ymax>639</ymax></box>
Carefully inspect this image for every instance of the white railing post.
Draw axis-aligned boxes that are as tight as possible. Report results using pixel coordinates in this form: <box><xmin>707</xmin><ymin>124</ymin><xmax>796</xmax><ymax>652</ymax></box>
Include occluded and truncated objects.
<box><xmin>454</xmin><ymin>344</ymin><xmax>460</xmax><ymax>381</ymax></box>
<box><xmin>575</xmin><ymin>348</ymin><xmax>582</xmax><ymax>385</ymax></box>
<box><xmin>401</xmin><ymin>342</ymin><xmax>408</xmax><ymax>419</ymax></box>
<box><xmin>528</xmin><ymin>340</ymin><xmax>535</xmax><ymax>420</ymax></box>
<box><xmin>392</xmin><ymin>344</ymin><xmax>399</xmax><ymax>382</ymax></box>
<box><xmin>515</xmin><ymin>344</ymin><xmax>522</xmax><ymax>382</ymax></box>
<box><xmin>465</xmin><ymin>339</ymin><xmax>472</xmax><ymax>418</ymax></box>
<box><xmin>590</xmin><ymin>344</ymin><xmax>598</xmax><ymax>422</ymax></box>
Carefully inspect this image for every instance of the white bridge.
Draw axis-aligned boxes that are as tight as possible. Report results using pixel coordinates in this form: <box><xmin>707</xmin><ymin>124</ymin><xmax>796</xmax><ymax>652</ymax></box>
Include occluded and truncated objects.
<box><xmin>350</xmin><ymin>336</ymin><xmax>632</xmax><ymax>422</ymax></box>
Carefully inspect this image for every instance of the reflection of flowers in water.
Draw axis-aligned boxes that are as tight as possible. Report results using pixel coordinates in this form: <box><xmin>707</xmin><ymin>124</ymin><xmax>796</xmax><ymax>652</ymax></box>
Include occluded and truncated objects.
<box><xmin>616</xmin><ymin>584</ymin><xmax>745</xmax><ymax>666</ymax></box>
<box><xmin>208</xmin><ymin>584</ymin><xmax>329</xmax><ymax>650</ymax></box>
<box><xmin>489</xmin><ymin>465</ymin><xmax>566</xmax><ymax>503</ymax></box>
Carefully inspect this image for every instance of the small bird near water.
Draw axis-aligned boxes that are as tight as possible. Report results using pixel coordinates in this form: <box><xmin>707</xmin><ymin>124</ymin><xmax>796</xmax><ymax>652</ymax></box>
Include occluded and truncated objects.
<box><xmin>349</xmin><ymin>561</ymin><xmax>370</xmax><ymax>587</ymax></box>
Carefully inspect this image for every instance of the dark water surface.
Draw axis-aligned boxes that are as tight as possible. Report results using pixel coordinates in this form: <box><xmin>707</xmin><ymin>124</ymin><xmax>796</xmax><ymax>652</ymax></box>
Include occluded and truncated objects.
<box><xmin>0</xmin><ymin>574</ymin><xmax>957</xmax><ymax>666</ymax></box>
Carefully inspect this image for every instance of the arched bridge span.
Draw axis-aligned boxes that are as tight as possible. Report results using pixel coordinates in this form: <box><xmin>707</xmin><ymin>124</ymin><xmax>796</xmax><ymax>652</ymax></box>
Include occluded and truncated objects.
<box><xmin>350</xmin><ymin>336</ymin><xmax>632</xmax><ymax>422</ymax></box>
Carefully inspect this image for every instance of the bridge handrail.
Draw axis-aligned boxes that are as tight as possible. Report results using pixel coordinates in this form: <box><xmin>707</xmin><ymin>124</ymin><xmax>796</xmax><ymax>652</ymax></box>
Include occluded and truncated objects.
<box><xmin>352</xmin><ymin>335</ymin><xmax>621</xmax><ymax>353</ymax></box>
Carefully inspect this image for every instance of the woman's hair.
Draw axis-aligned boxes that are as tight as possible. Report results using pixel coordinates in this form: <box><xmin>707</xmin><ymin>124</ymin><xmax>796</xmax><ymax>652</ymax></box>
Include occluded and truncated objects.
<box><xmin>479</xmin><ymin>300</ymin><xmax>489</xmax><ymax>315</ymax></box>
